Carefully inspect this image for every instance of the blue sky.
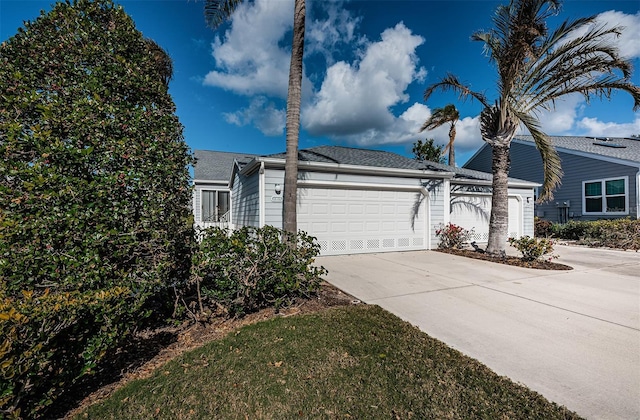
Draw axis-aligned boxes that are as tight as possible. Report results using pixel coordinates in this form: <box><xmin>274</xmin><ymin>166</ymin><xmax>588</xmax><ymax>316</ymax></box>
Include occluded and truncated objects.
<box><xmin>2</xmin><ymin>0</ymin><xmax>639</xmax><ymax>165</ymax></box>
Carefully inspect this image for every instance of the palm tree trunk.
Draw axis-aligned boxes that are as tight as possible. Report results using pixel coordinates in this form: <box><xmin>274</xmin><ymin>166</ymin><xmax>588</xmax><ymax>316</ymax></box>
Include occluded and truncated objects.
<box><xmin>283</xmin><ymin>0</ymin><xmax>305</xmax><ymax>235</ymax></box>
<box><xmin>486</xmin><ymin>143</ymin><xmax>511</xmax><ymax>256</ymax></box>
<box><xmin>448</xmin><ymin>125</ymin><xmax>456</xmax><ymax>167</ymax></box>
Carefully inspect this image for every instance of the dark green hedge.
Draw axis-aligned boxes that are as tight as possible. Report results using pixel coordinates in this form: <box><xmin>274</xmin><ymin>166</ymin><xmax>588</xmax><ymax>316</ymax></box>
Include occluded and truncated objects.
<box><xmin>0</xmin><ymin>1</ymin><xmax>193</xmax><ymax>417</ymax></box>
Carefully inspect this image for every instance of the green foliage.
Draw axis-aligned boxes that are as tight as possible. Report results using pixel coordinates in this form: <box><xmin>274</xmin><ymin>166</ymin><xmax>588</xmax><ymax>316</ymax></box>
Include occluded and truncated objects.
<box><xmin>412</xmin><ymin>138</ymin><xmax>445</xmax><ymax>163</ymax></box>
<box><xmin>551</xmin><ymin>219</ymin><xmax>639</xmax><ymax>250</ymax></box>
<box><xmin>508</xmin><ymin>236</ymin><xmax>557</xmax><ymax>262</ymax></box>
<box><xmin>192</xmin><ymin>226</ymin><xmax>326</xmax><ymax>317</ymax></box>
<box><xmin>549</xmin><ymin>220</ymin><xmax>590</xmax><ymax>240</ymax></box>
<box><xmin>435</xmin><ymin>223</ymin><xmax>472</xmax><ymax>249</ymax></box>
<box><xmin>0</xmin><ymin>0</ymin><xmax>193</xmax><ymax>417</ymax></box>
<box><xmin>534</xmin><ymin>217</ymin><xmax>553</xmax><ymax>238</ymax></box>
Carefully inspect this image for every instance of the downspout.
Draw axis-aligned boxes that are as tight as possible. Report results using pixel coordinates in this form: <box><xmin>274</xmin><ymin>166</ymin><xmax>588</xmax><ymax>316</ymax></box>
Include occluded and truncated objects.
<box><xmin>636</xmin><ymin>169</ymin><xmax>640</xmax><ymax>219</ymax></box>
<box><xmin>443</xmin><ymin>178</ymin><xmax>451</xmax><ymax>225</ymax></box>
<box><xmin>259</xmin><ymin>162</ymin><xmax>265</xmax><ymax>227</ymax></box>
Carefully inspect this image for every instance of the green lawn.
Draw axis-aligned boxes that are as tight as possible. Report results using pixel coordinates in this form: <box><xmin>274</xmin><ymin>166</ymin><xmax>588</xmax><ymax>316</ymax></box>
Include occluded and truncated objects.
<box><xmin>76</xmin><ymin>305</ymin><xmax>581</xmax><ymax>419</ymax></box>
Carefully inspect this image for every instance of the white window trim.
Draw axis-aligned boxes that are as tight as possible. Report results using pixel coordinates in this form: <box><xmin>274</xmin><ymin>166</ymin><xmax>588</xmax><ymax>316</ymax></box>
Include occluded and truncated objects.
<box><xmin>582</xmin><ymin>176</ymin><xmax>629</xmax><ymax>216</ymax></box>
<box><xmin>200</xmin><ymin>188</ymin><xmax>231</xmax><ymax>222</ymax></box>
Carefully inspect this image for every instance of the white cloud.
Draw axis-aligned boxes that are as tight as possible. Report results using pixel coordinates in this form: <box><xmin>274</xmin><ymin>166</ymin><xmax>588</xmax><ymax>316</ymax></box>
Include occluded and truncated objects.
<box><xmin>562</xmin><ymin>10</ymin><xmax>640</xmax><ymax>60</ymax></box>
<box><xmin>303</xmin><ymin>23</ymin><xmax>427</xmax><ymax>144</ymax></box>
<box><xmin>576</xmin><ymin>115</ymin><xmax>640</xmax><ymax>137</ymax></box>
<box><xmin>526</xmin><ymin>94</ymin><xmax>585</xmax><ymax>134</ymax></box>
<box><xmin>202</xmin><ymin>0</ymin><xmax>294</xmax><ymax>98</ymax></box>
<box><xmin>223</xmin><ymin>97</ymin><xmax>285</xmax><ymax>137</ymax></box>
<box><xmin>306</xmin><ymin>0</ymin><xmax>363</xmax><ymax>64</ymax></box>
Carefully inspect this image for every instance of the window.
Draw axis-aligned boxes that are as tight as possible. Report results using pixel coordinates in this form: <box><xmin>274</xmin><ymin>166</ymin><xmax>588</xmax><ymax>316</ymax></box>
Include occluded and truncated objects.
<box><xmin>582</xmin><ymin>177</ymin><xmax>628</xmax><ymax>215</ymax></box>
<box><xmin>202</xmin><ymin>190</ymin><xmax>230</xmax><ymax>222</ymax></box>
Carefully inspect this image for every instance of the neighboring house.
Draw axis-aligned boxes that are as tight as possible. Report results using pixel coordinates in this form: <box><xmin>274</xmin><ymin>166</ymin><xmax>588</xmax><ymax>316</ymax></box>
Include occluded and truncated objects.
<box><xmin>464</xmin><ymin>135</ymin><xmax>640</xmax><ymax>223</ymax></box>
<box><xmin>194</xmin><ymin>145</ymin><xmax>537</xmax><ymax>256</ymax></box>
<box><xmin>193</xmin><ymin>150</ymin><xmax>257</xmax><ymax>229</ymax></box>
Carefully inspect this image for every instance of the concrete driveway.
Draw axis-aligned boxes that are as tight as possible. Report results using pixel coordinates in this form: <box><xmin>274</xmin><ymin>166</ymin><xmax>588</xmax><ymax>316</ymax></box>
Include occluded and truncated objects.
<box><xmin>317</xmin><ymin>245</ymin><xmax>640</xmax><ymax>420</ymax></box>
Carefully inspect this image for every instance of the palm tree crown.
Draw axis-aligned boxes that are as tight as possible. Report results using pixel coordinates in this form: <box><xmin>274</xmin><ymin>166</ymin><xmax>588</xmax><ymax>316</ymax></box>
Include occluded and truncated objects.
<box><xmin>420</xmin><ymin>104</ymin><xmax>460</xmax><ymax>166</ymax></box>
<box><xmin>424</xmin><ymin>0</ymin><xmax>640</xmax><ymax>255</ymax></box>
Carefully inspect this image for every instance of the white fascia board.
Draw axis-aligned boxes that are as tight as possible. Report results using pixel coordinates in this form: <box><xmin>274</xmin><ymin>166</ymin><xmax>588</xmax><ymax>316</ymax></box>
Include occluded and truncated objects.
<box><xmin>192</xmin><ymin>179</ymin><xmax>228</xmax><ymax>186</ymax></box>
<box><xmin>511</xmin><ymin>138</ymin><xmax>640</xmax><ymax>169</ymax></box>
<box><xmin>253</xmin><ymin>157</ymin><xmax>454</xmax><ymax>179</ymax></box>
<box><xmin>298</xmin><ymin>179</ymin><xmax>430</xmax><ymax>193</ymax></box>
<box><xmin>452</xmin><ymin>178</ymin><xmax>540</xmax><ymax>188</ymax></box>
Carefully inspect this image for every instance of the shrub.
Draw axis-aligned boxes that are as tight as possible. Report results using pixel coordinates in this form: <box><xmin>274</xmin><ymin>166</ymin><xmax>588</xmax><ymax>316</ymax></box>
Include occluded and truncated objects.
<box><xmin>578</xmin><ymin>218</ymin><xmax>640</xmax><ymax>250</ymax></box>
<box><xmin>435</xmin><ymin>223</ymin><xmax>472</xmax><ymax>249</ymax></box>
<box><xmin>550</xmin><ymin>220</ymin><xmax>590</xmax><ymax>240</ymax></box>
<box><xmin>508</xmin><ymin>236</ymin><xmax>557</xmax><ymax>262</ymax></box>
<box><xmin>548</xmin><ymin>219</ymin><xmax>639</xmax><ymax>250</ymax></box>
<box><xmin>534</xmin><ymin>217</ymin><xmax>553</xmax><ymax>238</ymax></box>
<box><xmin>191</xmin><ymin>226</ymin><xmax>327</xmax><ymax>317</ymax></box>
<box><xmin>0</xmin><ymin>1</ymin><xmax>193</xmax><ymax>417</ymax></box>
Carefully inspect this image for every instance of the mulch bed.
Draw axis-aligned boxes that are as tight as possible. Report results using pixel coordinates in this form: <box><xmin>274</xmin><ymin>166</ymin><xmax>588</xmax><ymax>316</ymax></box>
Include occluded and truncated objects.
<box><xmin>437</xmin><ymin>248</ymin><xmax>573</xmax><ymax>270</ymax></box>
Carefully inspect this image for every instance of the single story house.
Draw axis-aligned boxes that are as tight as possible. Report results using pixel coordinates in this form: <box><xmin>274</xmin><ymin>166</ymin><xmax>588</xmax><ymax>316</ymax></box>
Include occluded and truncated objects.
<box><xmin>464</xmin><ymin>135</ymin><xmax>640</xmax><ymax>223</ymax></box>
<box><xmin>194</xmin><ymin>146</ymin><xmax>538</xmax><ymax>256</ymax></box>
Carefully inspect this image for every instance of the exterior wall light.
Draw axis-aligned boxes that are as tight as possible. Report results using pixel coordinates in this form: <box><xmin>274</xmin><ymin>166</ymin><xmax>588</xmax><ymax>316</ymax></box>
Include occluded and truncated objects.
<box><xmin>275</xmin><ymin>184</ymin><xmax>282</xmax><ymax>195</ymax></box>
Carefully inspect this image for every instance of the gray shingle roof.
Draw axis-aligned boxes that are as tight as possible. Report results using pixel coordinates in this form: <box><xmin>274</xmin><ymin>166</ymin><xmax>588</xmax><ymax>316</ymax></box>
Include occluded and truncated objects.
<box><xmin>514</xmin><ymin>135</ymin><xmax>640</xmax><ymax>163</ymax></box>
<box><xmin>267</xmin><ymin>145</ymin><xmax>496</xmax><ymax>181</ymax></box>
<box><xmin>193</xmin><ymin>150</ymin><xmax>258</xmax><ymax>181</ymax></box>
<box><xmin>194</xmin><ymin>145</ymin><xmax>532</xmax><ymax>185</ymax></box>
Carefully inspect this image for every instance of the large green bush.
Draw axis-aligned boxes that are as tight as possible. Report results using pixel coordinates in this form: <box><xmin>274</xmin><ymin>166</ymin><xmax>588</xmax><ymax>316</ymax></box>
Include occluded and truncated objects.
<box><xmin>0</xmin><ymin>0</ymin><xmax>193</xmax><ymax>417</ymax></box>
<box><xmin>191</xmin><ymin>227</ymin><xmax>327</xmax><ymax>317</ymax></box>
<box><xmin>549</xmin><ymin>219</ymin><xmax>639</xmax><ymax>250</ymax></box>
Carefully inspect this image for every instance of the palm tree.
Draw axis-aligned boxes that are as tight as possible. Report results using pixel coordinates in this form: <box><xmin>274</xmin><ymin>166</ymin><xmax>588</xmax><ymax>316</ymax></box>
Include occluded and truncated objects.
<box><xmin>420</xmin><ymin>104</ymin><xmax>459</xmax><ymax>166</ymax></box>
<box><xmin>204</xmin><ymin>0</ymin><xmax>305</xmax><ymax>234</ymax></box>
<box><xmin>424</xmin><ymin>0</ymin><xmax>640</xmax><ymax>256</ymax></box>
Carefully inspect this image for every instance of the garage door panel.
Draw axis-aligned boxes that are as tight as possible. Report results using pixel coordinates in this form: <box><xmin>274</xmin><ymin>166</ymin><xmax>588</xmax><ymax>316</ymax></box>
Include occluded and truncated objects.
<box><xmin>349</xmin><ymin>221</ymin><xmax>364</xmax><ymax>232</ymax></box>
<box><xmin>365</xmin><ymin>204</ymin><xmax>380</xmax><ymax>214</ymax></box>
<box><xmin>331</xmin><ymin>222</ymin><xmax>347</xmax><ymax>233</ymax></box>
<box><xmin>298</xmin><ymin>187</ymin><xmax>426</xmax><ymax>256</ymax></box>
<box><xmin>312</xmin><ymin>222</ymin><xmax>329</xmax><ymax>233</ymax></box>
<box><xmin>349</xmin><ymin>204</ymin><xmax>364</xmax><ymax>214</ymax></box>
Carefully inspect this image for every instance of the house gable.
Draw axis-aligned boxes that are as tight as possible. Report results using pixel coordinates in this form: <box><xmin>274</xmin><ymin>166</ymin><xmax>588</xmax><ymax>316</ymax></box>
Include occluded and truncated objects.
<box><xmin>464</xmin><ymin>136</ymin><xmax>640</xmax><ymax>221</ymax></box>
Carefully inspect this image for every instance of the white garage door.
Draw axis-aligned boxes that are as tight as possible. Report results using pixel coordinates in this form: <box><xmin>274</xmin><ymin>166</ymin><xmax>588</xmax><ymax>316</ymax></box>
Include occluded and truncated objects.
<box><xmin>450</xmin><ymin>194</ymin><xmax>521</xmax><ymax>242</ymax></box>
<box><xmin>298</xmin><ymin>188</ymin><xmax>427</xmax><ymax>256</ymax></box>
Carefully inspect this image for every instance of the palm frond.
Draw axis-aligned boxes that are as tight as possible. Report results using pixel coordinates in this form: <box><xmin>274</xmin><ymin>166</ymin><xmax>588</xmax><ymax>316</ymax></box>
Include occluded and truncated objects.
<box><xmin>423</xmin><ymin>73</ymin><xmax>490</xmax><ymax>108</ymax></box>
<box><xmin>515</xmin><ymin>112</ymin><xmax>562</xmax><ymax>202</ymax></box>
<box><xmin>517</xmin><ymin>20</ymin><xmax>640</xmax><ymax>111</ymax></box>
<box><xmin>420</xmin><ymin>104</ymin><xmax>459</xmax><ymax>132</ymax></box>
<box><xmin>204</xmin><ymin>0</ymin><xmax>243</xmax><ymax>29</ymax></box>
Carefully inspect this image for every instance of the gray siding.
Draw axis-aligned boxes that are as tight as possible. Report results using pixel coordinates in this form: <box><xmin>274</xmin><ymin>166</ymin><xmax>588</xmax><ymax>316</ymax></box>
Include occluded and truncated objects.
<box><xmin>464</xmin><ymin>144</ymin><xmax>493</xmax><ymax>174</ymax></box>
<box><xmin>466</xmin><ymin>142</ymin><xmax>639</xmax><ymax>222</ymax></box>
<box><xmin>232</xmin><ymin>170</ymin><xmax>260</xmax><ymax>228</ymax></box>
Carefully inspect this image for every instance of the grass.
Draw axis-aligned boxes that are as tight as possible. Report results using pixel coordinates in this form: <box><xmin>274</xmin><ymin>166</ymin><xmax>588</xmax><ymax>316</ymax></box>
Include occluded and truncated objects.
<box><xmin>75</xmin><ymin>305</ymin><xmax>581</xmax><ymax>419</ymax></box>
